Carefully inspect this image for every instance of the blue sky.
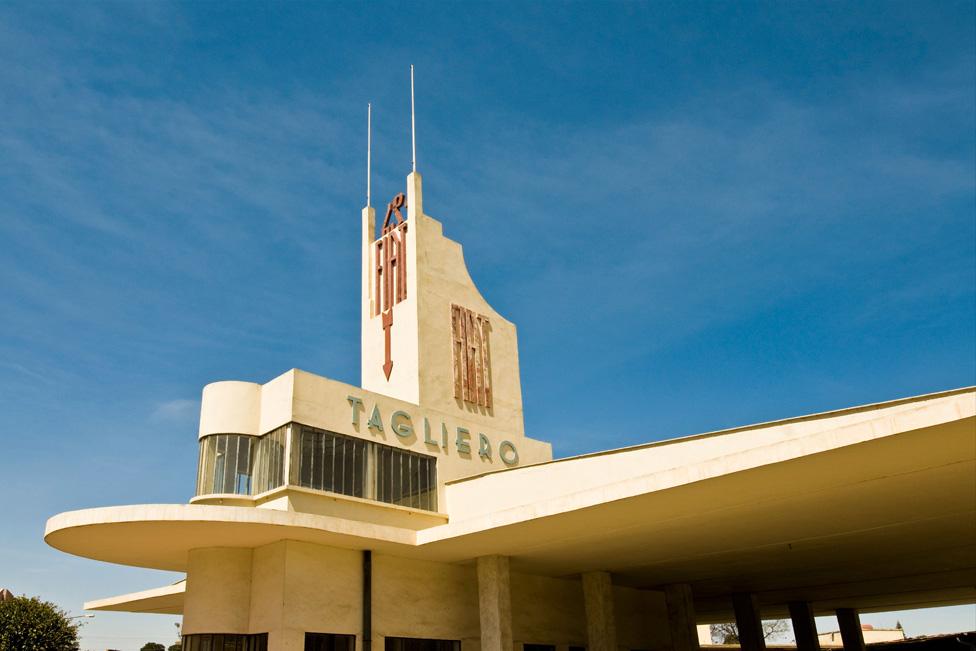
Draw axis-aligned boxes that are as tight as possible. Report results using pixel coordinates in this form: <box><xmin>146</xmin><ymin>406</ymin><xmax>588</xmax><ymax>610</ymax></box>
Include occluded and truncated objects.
<box><xmin>1</xmin><ymin>2</ymin><xmax>973</xmax><ymax>649</ymax></box>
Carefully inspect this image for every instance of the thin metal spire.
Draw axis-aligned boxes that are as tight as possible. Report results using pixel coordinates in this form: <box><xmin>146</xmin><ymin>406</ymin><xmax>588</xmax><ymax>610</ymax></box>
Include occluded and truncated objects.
<box><xmin>366</xmin><ymin>102</ymin><xmax>372</xmax><ymax>207</ymax></box>
<box><xmin>410</xmin><ymin>64</ymin><xmax>416</xmax><ymax>173</ymax></box>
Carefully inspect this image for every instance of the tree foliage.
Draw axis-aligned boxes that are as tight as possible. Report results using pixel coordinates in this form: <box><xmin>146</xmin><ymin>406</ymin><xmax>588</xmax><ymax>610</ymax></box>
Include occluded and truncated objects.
<box><xmin>168</xmin><ymin>643</ymin><xmax>182</xmax><ymax>651</ymax></box>
<box><xmin>141</xmin><ymin>644</ymin><xmax>166</xmax><ymax>651</ymax></box>
<box><xmin>0</xmin><ymin>595</ymin><xmax>80</xmax><ymax>651</ymax></box>
<box><xmin>711</xmin><ymin>620</ymin><xmax>790</xmax><ymax>644</ymax></box>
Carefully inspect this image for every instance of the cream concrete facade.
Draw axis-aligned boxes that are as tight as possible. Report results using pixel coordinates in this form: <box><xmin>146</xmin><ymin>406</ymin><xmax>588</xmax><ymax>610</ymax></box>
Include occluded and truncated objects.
<box><xmin>45</xmin><ymin>171</ymin><xmax>976</xmax><ymax>651</ymax></box>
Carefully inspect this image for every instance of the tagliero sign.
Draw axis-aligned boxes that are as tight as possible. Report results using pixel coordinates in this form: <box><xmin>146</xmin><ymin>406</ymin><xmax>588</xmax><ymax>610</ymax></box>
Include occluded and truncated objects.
<box><xmin>347</xmin><ymin>396</ymin><xmax>519</xmax><ymax>466</ymax></box>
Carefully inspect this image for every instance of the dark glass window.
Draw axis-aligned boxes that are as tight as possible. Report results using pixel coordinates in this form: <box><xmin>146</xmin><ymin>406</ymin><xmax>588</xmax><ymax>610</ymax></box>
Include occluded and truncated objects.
<box><xmin>293</xmin><ymin>425</ymin><xmax>437</xmax><ymax>511</ymax></box>
<box><xmin>195</xmin><ymin>423</ymin><xmax>438</xmax><ymax>512</ymax></box>
<box><xmin>305</xmin><ymin>633</ymin><xmax>355</xmax><ymax>651</ymax></box>
<box><xmin>523</xmin><ymin>646</ymin><xmax>556</xmax><ymax>651</ymax></box>
<box><xmin>182</xmin><ymin>634</ymin><xmax>267</xmax><ymax>651</ymax></box>
<box><xmin>299</xmin><ymin>427</ymin><xmax>368</xmax><ymax>497</ymax></box>
<box><xmin>385</xmin><ymin>638</ymin><xmax>460</xmax><ymax>651</ymax></box>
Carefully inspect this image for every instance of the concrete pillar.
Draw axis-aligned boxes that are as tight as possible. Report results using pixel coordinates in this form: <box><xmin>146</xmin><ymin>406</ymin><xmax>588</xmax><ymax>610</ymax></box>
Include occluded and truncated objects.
<box><xmin>732</xmin><ymin>593</ymin><xmax>766</xmax><ymax>651</ymax></box>
<box><xmin>664</xmin><ymin>584</ymin><xmax>701</xmax><ymax>651</ymax></box>
<box><xmin>836</xmin><ymin>609</ymin><xmax>866</xmax><ymax>651</ymax></box>
<box><xmin>477</xmin><ymin>556</ymin><xmax>513</xmax><ymax>651</ymax></box>
<box><xmin>788</xmin><ymin>602</ymin><xmax>821</xmax><ymax>651</ymax></box>
<box><xmin>582</xmin><ymin>572</ymin><xmax>618</xmax><ymax>651</ymax></box>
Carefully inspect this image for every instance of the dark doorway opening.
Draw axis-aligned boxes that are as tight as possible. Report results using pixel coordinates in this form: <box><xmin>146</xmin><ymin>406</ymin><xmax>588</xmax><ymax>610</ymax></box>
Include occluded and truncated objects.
<box><xmin>305</xmin><ymin>633</ymin><xmax>356</xmax><ymax>651</ymax></box>
<box><xmin>384</xmin><ymin>638</ymin><xmax>461</xmax><ymax>651</ymax></box>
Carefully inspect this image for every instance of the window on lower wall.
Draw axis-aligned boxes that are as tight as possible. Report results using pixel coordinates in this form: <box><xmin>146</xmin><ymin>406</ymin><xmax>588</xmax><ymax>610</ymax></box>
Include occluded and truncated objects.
<box><xmin>384</xmin><ymin>637</ymin><xmax>460</xmax><ymax>651</ymax></box>
<box><xmin>182</xmin><ymin>633</ymin><xmax>267</xmax><ymax>651</ymax></box>
<box><xmin>523</xmin><ymin>646</ymin><xmax>556</xmax><ymax>651</ymax></box>
<box><xmin>304</xmin><ymin>632</ymin><xmax>355</xmax><ymax>651</ymax></box>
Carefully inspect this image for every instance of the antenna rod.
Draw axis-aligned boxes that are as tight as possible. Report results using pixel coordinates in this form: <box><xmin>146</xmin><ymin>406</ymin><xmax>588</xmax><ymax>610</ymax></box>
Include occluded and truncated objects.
<box><xmin>410</xmin><ymin>65</ymin><xmax>416</xmax><ymax>173</ymax></box>
<box><xmin>367</xmin><ymin>102</ymin><xmax>372</xmax><ymax>207</ymax></box>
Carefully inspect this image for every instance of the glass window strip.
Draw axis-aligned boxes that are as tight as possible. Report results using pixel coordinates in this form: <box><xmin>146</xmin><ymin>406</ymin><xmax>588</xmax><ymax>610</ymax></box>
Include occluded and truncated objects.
<box><xmin>292</xmin><ymin>425</ymin><xmax>437</xmax><ymax>511</ymax></box>
<box><xmin>195</xmin><ymin>424</ymin><xmax>437</xmax><ymax>511</ymax></box>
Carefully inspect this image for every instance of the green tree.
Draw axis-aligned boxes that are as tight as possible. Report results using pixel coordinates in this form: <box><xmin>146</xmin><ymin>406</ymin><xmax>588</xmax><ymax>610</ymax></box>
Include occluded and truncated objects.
<box><xmin>141</xmin><ymin>644</ymin><xmax>166</xmax><ymax>651</ymax></box>
<box><xmin>0</xmin><ymin>595</ymin><xmax>80</xmax><ymax>651</ymax></box>
<box><xmin>168</xmin><ymin>644</ymin><xmax>182</xmax><ymax>651</ymax></box>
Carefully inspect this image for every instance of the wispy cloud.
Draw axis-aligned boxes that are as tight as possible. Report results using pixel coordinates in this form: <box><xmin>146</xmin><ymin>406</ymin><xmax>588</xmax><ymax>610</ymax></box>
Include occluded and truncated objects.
<box><xmin>426</xmin><ymin>69</ymin><xmax>975</xmax><ymax>370</ymax></box>
<box><xmin>0</xmin><ymin>7</ymin><xmax>367</xmax><ymax>392</ymax></box>
<box><xmin>150</xmin><ymin>399</ymin><xmax>200</xmax><ymax>424</ymax></box>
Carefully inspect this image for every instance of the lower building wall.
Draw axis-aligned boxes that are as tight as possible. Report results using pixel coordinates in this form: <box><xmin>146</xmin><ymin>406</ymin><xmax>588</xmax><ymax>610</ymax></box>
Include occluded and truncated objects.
<box><xmin>512</xmin><ymin>572</ymin><xmax>586</xmax><ymax>645</ymax></box>
<box><xmin>184</xmin><ymin>547</ymin><xmax>253</xmax><ymax>635</ymax></box>
<box><xmin>183</xmin><ymin>542</ymin><xmax>673</xmax><ymax>651</ymax></box>
<box><xmin>373</xmin><ymin>553</ymin><xmax>481</xmax><ymax>646</ymax></box>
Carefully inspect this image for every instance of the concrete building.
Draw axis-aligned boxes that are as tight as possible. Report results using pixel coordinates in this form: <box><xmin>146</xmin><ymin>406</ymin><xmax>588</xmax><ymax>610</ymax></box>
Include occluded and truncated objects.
<box><xmin>46</xmin><ymin>169</ymin><xmax>976</xmax><ymax>651</ymax></box>
<box><xmin>818</xmin><ymin>626</ymin><xmax>906</xmax><ymax>647</ymax></box>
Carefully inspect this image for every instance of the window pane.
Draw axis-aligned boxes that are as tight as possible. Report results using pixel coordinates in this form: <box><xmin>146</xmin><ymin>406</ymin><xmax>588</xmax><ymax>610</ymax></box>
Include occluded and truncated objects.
<box><xmin>289</xmin><ymin>425</ymin><xmax>437</xmax><ymax>511</ymax></box>
<box><xmin>383</xmin><ymin>447</ymin><xmax>393</xmax><ymax>503</ymax></box>
<box><xmin>332</xmin><ymin>433</ymin><xmax>344</xmax><ymax>494</ymax></box>
<box><xmin>195</xmin><ymin>435</ymin><xmax>256</xmax><ymax>496</ymax></box>
<box><xmin>236</xmin><ymin>437</ymin><xmax>251</xmax><ymax>494</ymax></box>
<box><xmin>410</xmin><ymin>454</ymin><xmax>419</xmax><ymax>508</ymax></box>
<box><xmin>422</xmin><ymin>457</ymin><xmax>434</xmax><ymax>511</ymax></box>
<box><xmin>346</xmin><ymin>439</ymin><xmax>357</xmax><ymax>496</ymax></box>
<box><xmin>391</xmin><ymin>450</ymin><xmax>402</xmax><ymax>506</ymax></box>
<box><xmin>300</xmin><ymin>428</ymin><xmax>313</xmax><ymax>487</ymax></box>
<box><xmin>213</xmin><ymin>436</ymin><xmax>226</xmax><ymax>493</ymax></box>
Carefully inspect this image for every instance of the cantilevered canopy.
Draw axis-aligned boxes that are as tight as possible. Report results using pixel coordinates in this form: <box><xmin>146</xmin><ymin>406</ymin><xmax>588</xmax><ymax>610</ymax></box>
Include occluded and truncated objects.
<box><xmin>425</xmin><ymin>388</ymin><xmax>976</xmax><ymax>620</ymax></box>
<box><xmin>86</xmin><ymin>581</ymin><xmax>185</xmax><ymax>614</ymax></box>
<box><xmin>46</xmin><ymin>388</ymin><xmax>975</xmax><ymax>620</ymax></box>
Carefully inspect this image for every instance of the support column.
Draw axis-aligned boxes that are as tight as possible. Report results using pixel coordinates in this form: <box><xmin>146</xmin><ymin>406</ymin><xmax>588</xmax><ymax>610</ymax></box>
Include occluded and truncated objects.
<box><xmin>836</xmin><ymin>609</ymin><xmax>866</xmax><ymax>651</ymax></box>
<box><xmin>477</xmin><ymin>556</ymin><xmax>513</xmax><ymax>651</ymax></box>
<box><xmin>582</xmin><ymin>572</ymin><xmax>618</xmax><ymax>651</ymax></box>
<box><xmin>664</xmin><ymin>584</ymin><xmax>701</xmax><ymax>651</ymax></box>
<box><xmin>788</xmin><ymin>602</ymin><xmax>821</xmax><ymax>651</ymax></box>
<box><xmin>732</xmin><ymin>593</ymin><xmax>766</xmax><ymax>651</ymax></box>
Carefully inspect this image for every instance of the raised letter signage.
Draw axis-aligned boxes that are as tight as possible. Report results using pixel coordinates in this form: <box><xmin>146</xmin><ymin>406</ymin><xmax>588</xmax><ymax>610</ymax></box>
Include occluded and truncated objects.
<box><xmin>347</xmin><ymin>395</ymin><xmax>519</xmax><ymax>465</ymax></box>
<box><xmin>451</xmin><ymin>304</ymin><xmax>492</xmax><ymax>409</ymax></box>
<box><xmin>375</xmin><ymin>192</ymin><xmax>408</xmax><ymax>380</ymax></box>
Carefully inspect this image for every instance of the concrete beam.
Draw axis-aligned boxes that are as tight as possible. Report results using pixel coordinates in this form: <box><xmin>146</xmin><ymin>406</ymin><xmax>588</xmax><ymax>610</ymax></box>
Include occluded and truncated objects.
<box><xmin>732</xmin><ymin>593</ymin><xmax>767</xmax><ymax>651</ymax></box>
<box><xmin>836</xmin><ymin>608</ymin><xmax>866</xmax><ymax>651</ymax></box>
<box><xmin>477</xmin><ymin>556</ymin><xmax>513</xmax><ymax>651</ymax></box>
<box><xmin>582</xmin><ymin>571</ymin><xmax>617</xmax><ymax>651</ymax></box>
<box><xmin>664</xmin><ymin>584</ymin><xmax>701</xmax><ymax>651</ymax></box>
<box><xmin>788</xmin><ymin>601</ymin><xmax>821</xmax><ymax>651</ymax></box>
